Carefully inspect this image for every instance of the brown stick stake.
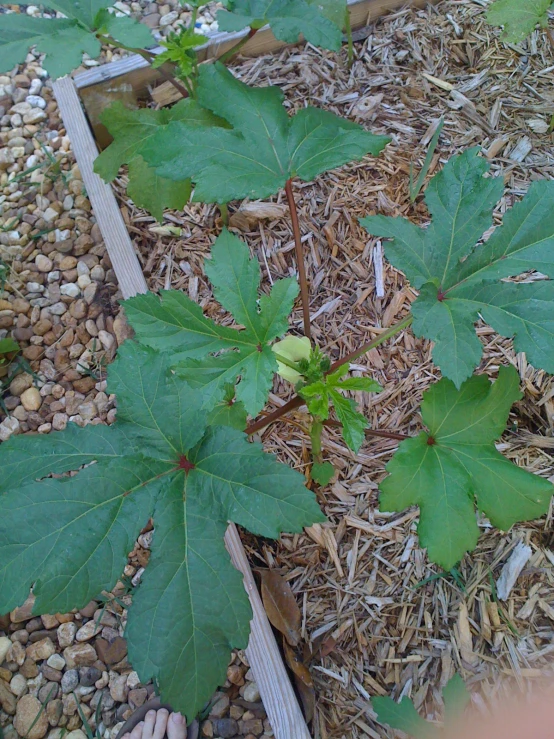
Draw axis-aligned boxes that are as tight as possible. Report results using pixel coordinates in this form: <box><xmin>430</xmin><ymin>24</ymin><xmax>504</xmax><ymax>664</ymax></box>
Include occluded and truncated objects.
<box><xmin>285</xmin><ymin>179</ymin><xmax>311</xmax><ymax>341</ymax></box>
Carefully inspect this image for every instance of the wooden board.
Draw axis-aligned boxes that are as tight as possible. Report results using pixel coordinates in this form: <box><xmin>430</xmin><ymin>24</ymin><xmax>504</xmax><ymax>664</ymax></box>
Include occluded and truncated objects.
<box><xmin>77</xmin><ymin>0</ymin><xmax>435</xmax><ymax>134</ymax></box>
<box><xmin>52</xmin><ymin>75</ymin><xmax>311</xmax><ymax>739</ymax></box>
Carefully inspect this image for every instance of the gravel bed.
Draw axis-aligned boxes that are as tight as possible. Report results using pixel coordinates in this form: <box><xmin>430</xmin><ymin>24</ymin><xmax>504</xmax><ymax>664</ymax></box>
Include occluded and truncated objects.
<box><xmin>0</xmin><ymin>9</ymin><xmax>272</xmax><ymax>739</ymax></box>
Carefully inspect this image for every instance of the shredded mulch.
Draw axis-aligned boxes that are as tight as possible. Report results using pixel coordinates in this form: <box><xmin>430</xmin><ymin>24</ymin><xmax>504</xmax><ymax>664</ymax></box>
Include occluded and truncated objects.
<box><xmin>109</xmin><ymin>1</ymin><xmax>554</xmax><ymax>735</ymax></box>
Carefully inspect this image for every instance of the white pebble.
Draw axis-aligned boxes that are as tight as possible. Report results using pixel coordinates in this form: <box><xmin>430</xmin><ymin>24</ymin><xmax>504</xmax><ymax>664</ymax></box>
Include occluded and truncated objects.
<box><xmin>160</xmin><ymin>10</ymin><xmax>178</xmax><ymax>25</ymax></box>
<box><xmin>43</xmin><ymin>207</ymin><xmax>59</xmax><ymax>223</ymax></box>
<box><xmin>77</xmin><ymin>274</ymin><xmax>91</xmax><ymax>289</ymax></box>
<box><xmin>36</xmin><ymin>254</ymin><xmax>53</xmax><ymax>272</ymax></box>
<box><xmin>60</xmin><ymin>283</ymin><xmax>81</xmax><ymax>298</ymax></box>
<box><xmin>98</xmin><ymin>330</ymin><xmax>114</xmax><ymax>351</ymax></box>
<box><xmin>76</xmin><ymin>261</ymin><xmax>90</xmax><ymax>276</ymax></box>
<box><xmin>26</xmin><ymin>282</ymin><xmax>44</xmax><ymax>292</ymax></box>
<box><xmin>29</xmin><ymin>78</ymin><xmax>43</xmax><ymax>95</ymax></box>
<box><xmin>0</xmin><ymin>417</ymin><xmax>20</xmax><ymax>441</ymax></box>
<box><xmin>25</xmin><ymin>95</ymin><xmax>46</xmax><ymax>109</ymax></box>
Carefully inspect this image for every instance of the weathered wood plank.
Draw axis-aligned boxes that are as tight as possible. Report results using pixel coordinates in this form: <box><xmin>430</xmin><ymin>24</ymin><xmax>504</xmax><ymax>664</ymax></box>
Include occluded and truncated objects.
<box><xmin>54</xmin><ymin>76</ymin><xmax>310</xmax><ymax>739</ymax></box>
<box><xmin>52</xmin><ymin>77</ymin><xmax>148</xmax><ymax>299</ymax></box>
<box><xmin>76</xmin><ymin>0</ymin><xmax>434</xmax><ymax>122</ymax></box>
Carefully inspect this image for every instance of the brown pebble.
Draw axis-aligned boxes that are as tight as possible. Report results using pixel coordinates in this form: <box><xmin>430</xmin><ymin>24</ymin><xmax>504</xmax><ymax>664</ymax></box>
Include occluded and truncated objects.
<box><xmin>14</xmin><ymin>694</ymin><xmax>49</xmax><ymax>739</ymax></box>
<box><xmin>10</xmin><ymin>595</ymin><xmax>35</xmax><ymax>623</ymax></box>
<box><xmin>11</xmin><ymin>298</ymin><xmax>31</xmax><ymax>314</ymax></box>
<box><xmin>12</xmin><ymin>326</ymin><xmax>34</xmax><ymax>341</ymax></box>
<box><xmin>19</xmin><ymin>658</ymin><xmax>39</xmax><ymax>679</ymax></box>
<box><xmin>55</xmin><ymin>613</ymin><xmax>74</xmax><ymax>624</ymax></box>
<box><xmin>41</xmin><ymin>664</ymin><xmax>62</xmax><ymax>682</ymax></box>
<box><xmin>11</xmin><ymin>629</ymin><xmax>29</xmax><ymax>644</ymax></box>
<box><xmin>59</xmin><ymin>256</ymin><xmax>77</xmax><ymax>270</ymax></box>
<box><xmin>94</xmin><ymin>636</ymin><xmax>127</xmax><ymax>666</ymax></box>
<box><xmin>23</xmin><ymin>345</ymin><xmax>42</xmax><ymax>361</ymax></box>
<box><xmin>33</xmin><ymin>319</ymin><xmax>53</xmax><ymax>336</ymax></box>
<box><xmin>72</xmin><ymin>376</ymin><xmax>96</xmax><ymax>394</ymax></box>
<box><xmin>69</xmin><ymin>299</ymin><xmax>87</xmax><ymax>320</ymax></box>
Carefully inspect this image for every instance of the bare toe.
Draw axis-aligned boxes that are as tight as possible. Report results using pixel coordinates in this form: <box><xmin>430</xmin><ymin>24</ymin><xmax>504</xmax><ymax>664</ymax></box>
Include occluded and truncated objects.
<box><xmin>152</xmin><ymin>709</ymin><xmax>169</xmax><ymax>739</ymax></box>
<box><xmin>142</xmin><ymin>710</ymin><xmax>157</xmax><ymax>739</ymax></box>
<box><xmin>167</xmin><ymin>713</ymin><xmax>187</xmax><ymax>739</ymax></box>
<box><xmin>130</xmin><ymin>721</ymin><xmax>144</xmax><ymax>739</ymax></box>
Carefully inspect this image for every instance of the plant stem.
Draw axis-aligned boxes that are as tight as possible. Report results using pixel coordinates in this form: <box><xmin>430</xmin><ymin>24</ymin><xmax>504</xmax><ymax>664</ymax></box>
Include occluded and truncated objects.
<box><xmin>219</xmin><ymin>203</ymin><xmax>229</xmax><ymax>226</ymax></box>
<box><xmin>273</xmin><ymin>352</ymin><xmax>301</xmax><ymax>373</ymax></box>
<box><xmin>218</xmin><ymin>27</ymin><xmax>259</xmax><ymax>64</ymax></box>
<box><xmin>246</xmin><ymin>314</ymin><xmax>412</xmax><ymax>435</ymax></box>
<box><xmin>344</xmin><ymin>10</ymin><xmax>354</xmax><ymax>68</ymax></box>
<box><xmin>246</xmin><ymin>396</ymin><xmax>303</xmax><ymax>435</ymax></box>
<box><xmin>97</xmin><ymin>35</ymin><xmax>190</xmax><ymax>99</ymax></box>
<box><xmin>328</xmin><ymin>315</ymin><xmax>413</xmax><ymax>372</ymax></box>
<box><xmin>285</xmin><ymin>178</ymin><xmax>311</xmax><ymax>340</ymax></box>
<box><xmin>323</xmin><ymin>419</ymin><xmax>408</xmax><ymax>441</ymax></box>
<box><xmin>310</xmin><ymin>418</ymin><xmax>324</xmax><ymax>461</ymax></box>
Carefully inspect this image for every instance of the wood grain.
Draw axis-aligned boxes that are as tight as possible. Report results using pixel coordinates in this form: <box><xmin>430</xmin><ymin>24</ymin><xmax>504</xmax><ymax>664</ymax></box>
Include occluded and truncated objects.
<box><xmin>54</xmin><ymin>76</ymin><xmax>310</xmax><ymax>739</ymax></box>
<box><xmin>75</xmin><ymin>0</ymin><xmax>435</xmax><ymax>115</ymax></box>
<box><xmin>52</xmin><ymin>78</ymin><xmax>148</xmax><ymax>300</ymax></box>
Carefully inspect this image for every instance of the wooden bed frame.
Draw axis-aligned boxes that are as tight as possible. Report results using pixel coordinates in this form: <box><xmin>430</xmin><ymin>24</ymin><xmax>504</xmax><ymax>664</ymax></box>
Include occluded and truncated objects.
<box><xmin>52</xmin><ymin>1</ymin><xmax>434</xmax><ymax>735</ymax></box>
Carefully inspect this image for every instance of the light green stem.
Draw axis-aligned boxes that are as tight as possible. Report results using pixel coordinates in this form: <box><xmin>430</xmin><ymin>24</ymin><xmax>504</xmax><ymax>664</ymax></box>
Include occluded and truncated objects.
<box><xmin>310</xmin><ymin>418</ymin><xmax>323</xmax><ymax>463</ymax></box>
<box><xmin>219</xmin><ymin>203</ymin><xmax>229</xmax><ymax>226</ymax></box>
<box><xmin>273</xmin><ymin>352</ymin><xmax>301</xmax><ymax>373</ymax></box>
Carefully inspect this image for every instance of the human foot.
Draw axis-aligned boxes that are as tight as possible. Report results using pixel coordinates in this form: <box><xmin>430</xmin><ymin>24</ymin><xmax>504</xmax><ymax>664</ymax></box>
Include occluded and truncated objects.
<box><xmin>121</xmin><ymin>708</ymin><xmax>187</xmax><ymax>739</ymax></box>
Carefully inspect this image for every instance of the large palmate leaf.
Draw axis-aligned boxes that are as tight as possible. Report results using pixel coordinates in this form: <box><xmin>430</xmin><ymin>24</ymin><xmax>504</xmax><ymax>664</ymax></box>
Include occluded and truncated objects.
<box><xmin>94</xmin><ymin>100</ymin><xmax>225</xmax><ymax>221</ymax></box>
<box><xmin>374</xmin><ymin>674</ymin><xmax>470</xmax><ymax>738</ymax></box>
<box><xmin>217</xmin><ymin>0</ymin><xmax>343</xmax><ymax>50</ymax></box>
<box><xmin>307</xmin><ymin>0</ymin><xmax>347</xmax><ymax>29</ymax></box>
<box><xmin>0</xmin><ymin>339</ymin><xmax>323</xmax><ymax>719</ymax></box>
<box><xmin>380</xmin><ymin>367</ymin><xmax>552</xmax><ymax>569</ymax></box>
<box><xmin>141</xmin><ymin>62</ymin><xmax>390</xmax><ymax>203</ymax></box>
<box><xmin>487</xmin><ymin>0</ymin><xmax>553</xmax><ymax>42</ymax></box>
<box><xmin>0</xmin><ymin>1</ymin><xmax>153</xmax><ymax>79</ymax></box>
<box><xmin>361</xmin><ymin>148</ymin><xmax>554</xmax><ymax>387</ymax></box>
<box><xmin>124</xmin><ymin>228</ymin><xmax>298</xmax><ymax>416</ymax></box>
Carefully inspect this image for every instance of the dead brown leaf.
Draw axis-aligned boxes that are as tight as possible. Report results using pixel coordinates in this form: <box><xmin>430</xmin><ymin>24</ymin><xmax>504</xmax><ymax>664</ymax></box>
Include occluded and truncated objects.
<box><xmin>258</xmin><ymin>569</ymin><xmax>301</xmax><ymax>647</ymax></box>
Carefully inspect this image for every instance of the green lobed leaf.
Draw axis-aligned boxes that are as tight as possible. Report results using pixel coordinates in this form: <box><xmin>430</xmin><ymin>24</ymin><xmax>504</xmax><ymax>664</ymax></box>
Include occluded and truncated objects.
<box><xmin>486</xmin><ymin>0</ymin><xmax>552</xmax><ymax>42</ymax></box>
<box><xmin>361</xmin><ymin>148</ymin><xmax>554</xmax><ymax>386</ymax></box>
<box><xmin>306</xmin><ymin>0</ymin><xmax>347</xmax><ymax>29</ymax></box>
<box><xmin>300</xmin><ymin>366</ymin><xmax>380</xmax><ymax>452</ymax></box>
<box><xmin>94</xmin><ymin>100</ymin><xmax>225</xmax><ymax>221</ymax></box>
<box><xmin>311</xmin><ymin>461</ymin><xmax>335</xmax><ymax>486</ymax></box>
<box><xmin>442</xmin><ymin>674</ymin><xmax>471</xmax><ymax>726</ymax></box>
<box><xmin>380</xmin><ymin>367</ymin><xmax>553</xmax><ymax>569</ymax></box>
<box><xmin>373</xmin><ymin>696</ymin><xmax>438</xmax><ymax>739</ymax></box>
<box><xmin>0</xmin><ymin>337</ymin><xmax>323</xmax><ymax>719</ymax></box>
<box><xmin>0</xmin><ymin>2</ymin><xmax>154</xmax><ymax>79</ymax></box>
<box><xmin>329</xmin><ymin>390</ymin><xmax>368</xmax><ymax>452</ymax></box>
<box><xmin>217</xmin><ymin>0</ymin><xmax>343</xmax><ymax>50</ymax></box>
<box><xmin>141</xmin><ymin>62</ymin><xmax>390</xmax><ymax>203</ymax></box>
<box><xmin>124</xmin><ymin>229</ymin><xmax>298</xmax><ymax>416</ymax></box>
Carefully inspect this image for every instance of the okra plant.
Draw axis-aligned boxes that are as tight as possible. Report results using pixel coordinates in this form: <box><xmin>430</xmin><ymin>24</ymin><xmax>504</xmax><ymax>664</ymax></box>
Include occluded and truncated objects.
<box><xmin>1</xmin><ymin>0</ymin><xmax>554</xmax><ymax>723</ymax></box>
